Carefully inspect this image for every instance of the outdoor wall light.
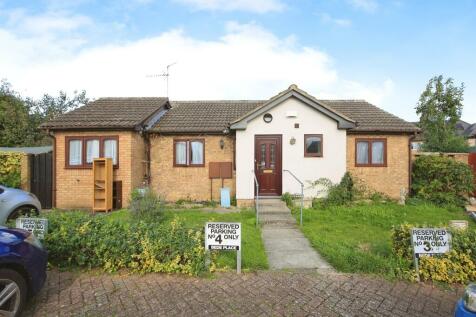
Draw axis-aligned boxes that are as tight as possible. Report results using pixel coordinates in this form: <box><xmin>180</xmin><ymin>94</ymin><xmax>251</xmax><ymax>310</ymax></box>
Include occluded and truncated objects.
<box><xmin>219</xmin><ymin>139</ymin><xmax>225</xmax><ymax>149</ymax></box>
<box><xmin>290</xmin><ymin>137</ymin><xmax>296</xmax><ymax>145</ymax></box>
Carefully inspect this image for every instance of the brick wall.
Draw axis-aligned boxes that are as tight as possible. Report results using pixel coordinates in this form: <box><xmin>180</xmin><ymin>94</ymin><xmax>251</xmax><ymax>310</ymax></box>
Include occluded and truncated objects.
<box><xmin>412</xmin><ymin>152</ymin><xmax>469</xmax><ymax>164</ymax></box>
<box><xmin>150</xmin><ymin>134</ymin><xmax>235</xmax><ymax>202</ymax></box>
<box><xmin>54</xmin><ymin>130</ymin><xmax>145</xmax><ymax>209</ymax></box>
<box><xmin>346</xmin><ymin>134</ymin><xmax>411</xmax><ymax>199</ymax></box>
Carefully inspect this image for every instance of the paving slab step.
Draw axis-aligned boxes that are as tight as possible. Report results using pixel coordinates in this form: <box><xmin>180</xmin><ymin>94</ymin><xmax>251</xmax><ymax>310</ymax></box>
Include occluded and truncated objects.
<box><xmin>259</xmin><ymin>205</ymin><xmax>290</xmax><ymax>212</ymax></box>
<box><xmin>259</xmin><ymin>214</ymin><xmax>295</xmax><ymax>224</ymax></box>
<box><xmin>259</xmin><ymin>210</ymin><xmax>293</xmax><ymax>216</ymax></box>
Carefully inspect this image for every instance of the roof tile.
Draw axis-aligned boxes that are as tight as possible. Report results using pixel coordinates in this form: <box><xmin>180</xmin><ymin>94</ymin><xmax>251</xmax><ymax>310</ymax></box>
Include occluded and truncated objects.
<box><xmin>41</xmin><ymin>97</ymin><xmax>168</xmax><ymax>130</ymax></box>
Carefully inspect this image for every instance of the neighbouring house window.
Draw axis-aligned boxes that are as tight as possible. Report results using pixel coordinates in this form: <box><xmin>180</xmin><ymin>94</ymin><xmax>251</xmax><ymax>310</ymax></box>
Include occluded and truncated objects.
<box><xmin>69</xmin><ymin>139</ymin><xmax>82</xmax><ymax>166</ymax></box>
<box><xmin>66</xmin><ymin>136</ymin><xmax>119</xmax><ymax>168</ymax></box>
<box><xmin>104</xmin><ymin>139</ymin><xmax>118</xmax><ymax>165</ymax></box>
<box><xmin>304</xmin><ymin>134</ymin><xmax>323</xmax><ymax>157</ymax></box>
<box><xmin>174</xmin><ymin>139</ymin><xmax>205</xmax><ymax>167</ymax></box>
<box><xmin>86</xmin><ymin>139</ymin><xmax>100</xmax><ymax>164</ymax></box>
<box><xmin>355</xmin><ymin>138</ymin><xmax>387</xmax><ymax>167</ymax></box>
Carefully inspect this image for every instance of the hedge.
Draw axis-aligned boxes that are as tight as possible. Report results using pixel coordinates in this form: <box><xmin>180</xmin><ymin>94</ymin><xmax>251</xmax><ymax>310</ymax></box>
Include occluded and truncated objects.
<box><xmin>0</xmin><ymin>152</ymin><xmax>22</xmax><ymax>188</ymax></box>
<box><xmin>43</xmin><ymin>211</ymin><xmax>208</xmax><ymax>275</ymax></box>
<box><xmin>412</xmin><ymin>155</ymin><xmax>474</xmax><ymax>206</ymax></box>
<box><xmin>392</xmin><ymin>223</ymin><xmax>476</xmax><ymax>283</ymax></box>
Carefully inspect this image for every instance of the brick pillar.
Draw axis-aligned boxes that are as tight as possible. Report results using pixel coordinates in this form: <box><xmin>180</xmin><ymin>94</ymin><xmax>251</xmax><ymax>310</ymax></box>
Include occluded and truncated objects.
<box><xmin>20</xmin><ymin>154</ymin><xmax>31</xmax><ymax>192</ymax></box>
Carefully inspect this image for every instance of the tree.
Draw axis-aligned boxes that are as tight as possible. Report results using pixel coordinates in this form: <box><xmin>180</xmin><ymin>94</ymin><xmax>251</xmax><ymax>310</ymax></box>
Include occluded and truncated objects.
<box><xmin>0</xmin><ymin>79</ymin><xmax>88</xmax><ymax>146</ymax></box>
<box><xmin>27</xmin><ymin>90</ymin><xmax>89</xmax><ymax>145</ymax></box>
<box><xmin>0</xmin><ymin>81</ymin><xmax>35</xmax><ymax>146</ymax></box>
<box><xmin>416</xmin><ymin>75</ymin><xmax>468</xmax><ymax>153</ymax></box>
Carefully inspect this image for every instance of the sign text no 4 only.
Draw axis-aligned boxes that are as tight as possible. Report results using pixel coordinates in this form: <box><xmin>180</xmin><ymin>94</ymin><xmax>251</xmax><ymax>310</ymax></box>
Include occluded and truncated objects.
<box><xmin>205</xmin><ymin>222</ymin><xmax>242</xmax><ymax>273</ymax></box>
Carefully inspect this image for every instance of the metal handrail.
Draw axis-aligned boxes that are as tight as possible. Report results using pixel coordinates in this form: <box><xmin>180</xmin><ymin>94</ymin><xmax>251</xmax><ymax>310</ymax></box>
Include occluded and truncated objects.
<box><xmin>283</xmin><ymin>169</ymin><xmax>304</xmax><ymax>226</ymax></box>
<box><xmin>252</xmin><ymin>170</ymin><xmax>260</xmax><ymax>227</ymax></box>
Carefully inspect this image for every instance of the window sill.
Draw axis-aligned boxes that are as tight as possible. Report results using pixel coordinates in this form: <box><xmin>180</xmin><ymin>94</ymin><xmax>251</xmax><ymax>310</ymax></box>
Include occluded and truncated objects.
<box><xmin>65</xmin><ymin>165</ymin><xmax>119</xmax><ymax>169</ymax></box>
<box><xmin>355</xmin><ymin>164</ymin><xmax>387</xmax><ymax>167</ymax></box>
<box><xmin>173</xmin><ymin>164</ymin><xmax>205</xmax><ymax>168</ymax></box>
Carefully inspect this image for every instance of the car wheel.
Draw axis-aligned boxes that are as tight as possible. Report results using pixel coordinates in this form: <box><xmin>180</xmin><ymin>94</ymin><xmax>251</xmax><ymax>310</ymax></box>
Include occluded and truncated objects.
<box><xmin>0</xmin><ymin>268</ymin><xmax>27</xmax><ymax>317</ymax></box>
<box><xmin>7</xmin><ymin>206</ymin><xmax>39</xmax><ymax>222</ymax></box>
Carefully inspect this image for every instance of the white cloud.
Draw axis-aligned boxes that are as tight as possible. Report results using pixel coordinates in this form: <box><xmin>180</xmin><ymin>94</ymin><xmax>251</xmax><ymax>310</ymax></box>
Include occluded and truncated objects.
<box><xmin>347</xmin><ymin>0</ymin><xmax>378</xmax><ymax>13</ymax></box>
<box><xmin>1</xmin><ymin>16</ymin><xmax>395</xmax><ymax>115</ymax></box>
<box><xmin>319</xmin><ymin>13</ymin><xmax>352</xmax><ymax>27</ymax></box>
<box><xmin>19</xmin><ymin>12</ymin><xmax>92</xmax><ymax>34</ymax></box>
<box><xmin>333</xmin><ymin>78</ymin><xmax>395</xmax><ymax>105</ymax></box>
<box><xmin>173</xmin><ymin>0</ymin><xmax>285</xmax><ymax>13</ymax></box>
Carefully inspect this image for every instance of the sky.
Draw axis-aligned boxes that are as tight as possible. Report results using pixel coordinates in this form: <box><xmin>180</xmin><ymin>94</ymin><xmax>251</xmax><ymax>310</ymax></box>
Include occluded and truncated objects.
<box><xmin>1</xmin><ymin>0</ymin><xmax>475</xmax><ymax>122</ymax></box>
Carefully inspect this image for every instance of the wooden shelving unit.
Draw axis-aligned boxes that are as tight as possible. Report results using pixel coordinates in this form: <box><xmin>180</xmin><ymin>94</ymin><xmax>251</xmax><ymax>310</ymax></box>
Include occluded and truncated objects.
<box><xmin>93</xmin><ymin>158</ymin><xmax>113</xmax><ymax>212</ymax></box>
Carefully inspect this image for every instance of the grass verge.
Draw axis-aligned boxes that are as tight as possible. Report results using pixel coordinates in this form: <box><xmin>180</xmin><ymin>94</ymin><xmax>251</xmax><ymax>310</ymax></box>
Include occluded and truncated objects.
<box><xmin>295</xmin><ymin>202</ymin><xmax>474</xmax><ymax>278</ymax></box>
<box><xmin>102</xmin><ymin>208</ymin><xmax>268</xmax><ymax>272</ymax></box>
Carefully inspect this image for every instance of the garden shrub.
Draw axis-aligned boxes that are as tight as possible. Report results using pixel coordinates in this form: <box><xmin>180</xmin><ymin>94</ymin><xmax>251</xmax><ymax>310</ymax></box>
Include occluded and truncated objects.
<box><xmin>43</xmin><ymin>211</ymin><xmax>207</xmax><ymax>275</ymax></box>
<box><xmin>412</xmin><ymin>155</ymin><xmax>474</xmax><ymax>206</ymax></box>
<box><xmin>281</xmin><ymin>192</ymin><xmax>294</xmax><ymax>208</ymax></box>
<box><xmin>0</xmin><ymin>152</ymin><xmax>22</xmax><ymax>188</ymax></box>
<box><xmin>391</xmin><ymin>224</ymin><xmax>476</xmax><ymax>283</ymax></box>
<box><xmin>310</xmin><ymin>172</ymin><xmax>357</xmax><ymax>208</ymax></box>
<box><xmin>129</xmin><ymin>188</ymin><xmax>162</xmax><ymax>220</ymax></box>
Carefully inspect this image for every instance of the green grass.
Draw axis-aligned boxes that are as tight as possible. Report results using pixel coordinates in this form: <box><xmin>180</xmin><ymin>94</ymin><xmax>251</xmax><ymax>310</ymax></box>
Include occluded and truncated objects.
<box><xmin>100</xmin><ymin>208</ymin><xmax>268</xmax><ymax>272</ymax></box>
<box><xmin>295</xmin><ymin>202</ymin><xmax>474</xmax><ymax>278</ymax></box>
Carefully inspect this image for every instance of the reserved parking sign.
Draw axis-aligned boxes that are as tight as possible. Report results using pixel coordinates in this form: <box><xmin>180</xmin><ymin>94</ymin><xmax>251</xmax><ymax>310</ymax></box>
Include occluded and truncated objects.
<box><xmin>205</xmin><ymin>222</ymin><xmax>241</xmax><ymax>250</ymax></box>
<box><xmin>411</xmin><ymin>228</ymin><xmax>451</xmax><ymax>254</ymax></box>
<box><xmin>16</xmin><ymin>217</ymin><xmax>48</xmax><ymax>239</ymax></box>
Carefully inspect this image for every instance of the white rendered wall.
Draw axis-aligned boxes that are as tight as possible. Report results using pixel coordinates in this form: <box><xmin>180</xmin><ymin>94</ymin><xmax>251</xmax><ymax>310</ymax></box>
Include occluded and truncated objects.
<box><xmin>235</xmin><ymin>97</ymin><xmax>347</xmax><ymax>200</ymax></box>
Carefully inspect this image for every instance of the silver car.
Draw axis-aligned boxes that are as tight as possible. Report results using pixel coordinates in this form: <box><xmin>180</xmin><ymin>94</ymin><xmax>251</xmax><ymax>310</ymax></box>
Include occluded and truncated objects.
<box><xmin>0</xmin><ymin>185</ymin><xmax>41</xmax><ymax>224</ymax></box>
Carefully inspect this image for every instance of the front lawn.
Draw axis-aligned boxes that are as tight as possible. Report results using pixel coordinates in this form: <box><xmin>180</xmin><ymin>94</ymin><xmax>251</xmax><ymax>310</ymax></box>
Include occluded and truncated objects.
<box><xmin>295</xmin><ymin>202</ymin><xmax>474</xmax><ymax>278</ymax></box>
<box><xmin>102</xmin><ymin>208</ymin><xmax>268</xmax><ymax>272</ymax></box>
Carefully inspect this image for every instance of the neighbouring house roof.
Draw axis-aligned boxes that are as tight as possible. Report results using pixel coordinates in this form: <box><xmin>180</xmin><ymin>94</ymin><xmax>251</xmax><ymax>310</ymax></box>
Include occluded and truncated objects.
<box><xmin>464</xmin><ymin>123</ymin><xmax>476</xmax><ymax>138</ymax></box>
<box><xmin>40</xmin><ymin>97</ymin><xmax>169</xmax><ymax>130</ymax></box>
<box><xmin>0</xmin><ymin>146</ymin><xmax>53</xmax><ymax>154</ymax></box>
<box><xmin>413</xmin><ymin>120</ymin><xmax>476</xmax><ymax>142</ymax></box>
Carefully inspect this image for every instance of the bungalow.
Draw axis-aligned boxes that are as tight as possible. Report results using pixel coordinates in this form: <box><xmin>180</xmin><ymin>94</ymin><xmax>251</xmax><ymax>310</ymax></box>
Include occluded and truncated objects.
<box><xmin>41</xmin><ymin>85</ymin><xmax>419</xmax><ymax>209</ymax></box>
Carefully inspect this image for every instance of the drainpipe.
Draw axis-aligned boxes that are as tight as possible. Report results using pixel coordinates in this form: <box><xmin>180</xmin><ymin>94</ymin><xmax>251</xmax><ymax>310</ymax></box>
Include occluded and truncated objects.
<box><xmin>140</xmin><ymin>126</ymin><xmax>151</xmax><ymax>187</ymax></box>
<box><xmin>408</xmin><ymin>132</ymin><xmax>417</xmax><ymax>195</ymax></box>
<box><xmin>47</xmin><ymin>129</ymin><xmax>56</xmax><ymax>208</ymax></box>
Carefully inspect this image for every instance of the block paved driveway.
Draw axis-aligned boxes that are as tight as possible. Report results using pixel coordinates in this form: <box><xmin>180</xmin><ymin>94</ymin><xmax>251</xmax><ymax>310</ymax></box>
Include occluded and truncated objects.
<box><xmin>23</xmin><ymin>270</ymin><xmax>461</xmax><ymax>317</ymax></box>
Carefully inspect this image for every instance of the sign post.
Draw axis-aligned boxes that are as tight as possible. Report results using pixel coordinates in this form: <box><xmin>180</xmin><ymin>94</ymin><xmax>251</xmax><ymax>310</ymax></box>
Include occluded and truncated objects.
<box><xmin>16</xmin><ymin>218</ymin><xmax>48</xmax><ymax>239</ymax></box>
<box><xmin>411</xmin><ymin>228</ymin><xmax>451</xmax><ymax>282</ymax></box>
<box><xmin>205</xmin><ymin>222</ymin><xmax>242</xmax><ymax>273</ymax></box>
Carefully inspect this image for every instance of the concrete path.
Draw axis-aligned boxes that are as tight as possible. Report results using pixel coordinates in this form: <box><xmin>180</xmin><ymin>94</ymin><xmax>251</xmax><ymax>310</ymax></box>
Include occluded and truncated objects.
<box><xmin>259</xmin><ymin>198</ymin><xmax>334</xmax><ymax>271</ymax></box>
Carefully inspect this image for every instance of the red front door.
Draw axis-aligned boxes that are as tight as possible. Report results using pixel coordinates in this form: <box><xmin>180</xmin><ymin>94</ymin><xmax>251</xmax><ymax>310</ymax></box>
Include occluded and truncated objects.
<box><xmin>255</xmin><ymin>135</ymin><xmax>282</xmax><ymax>196</ymax></box>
